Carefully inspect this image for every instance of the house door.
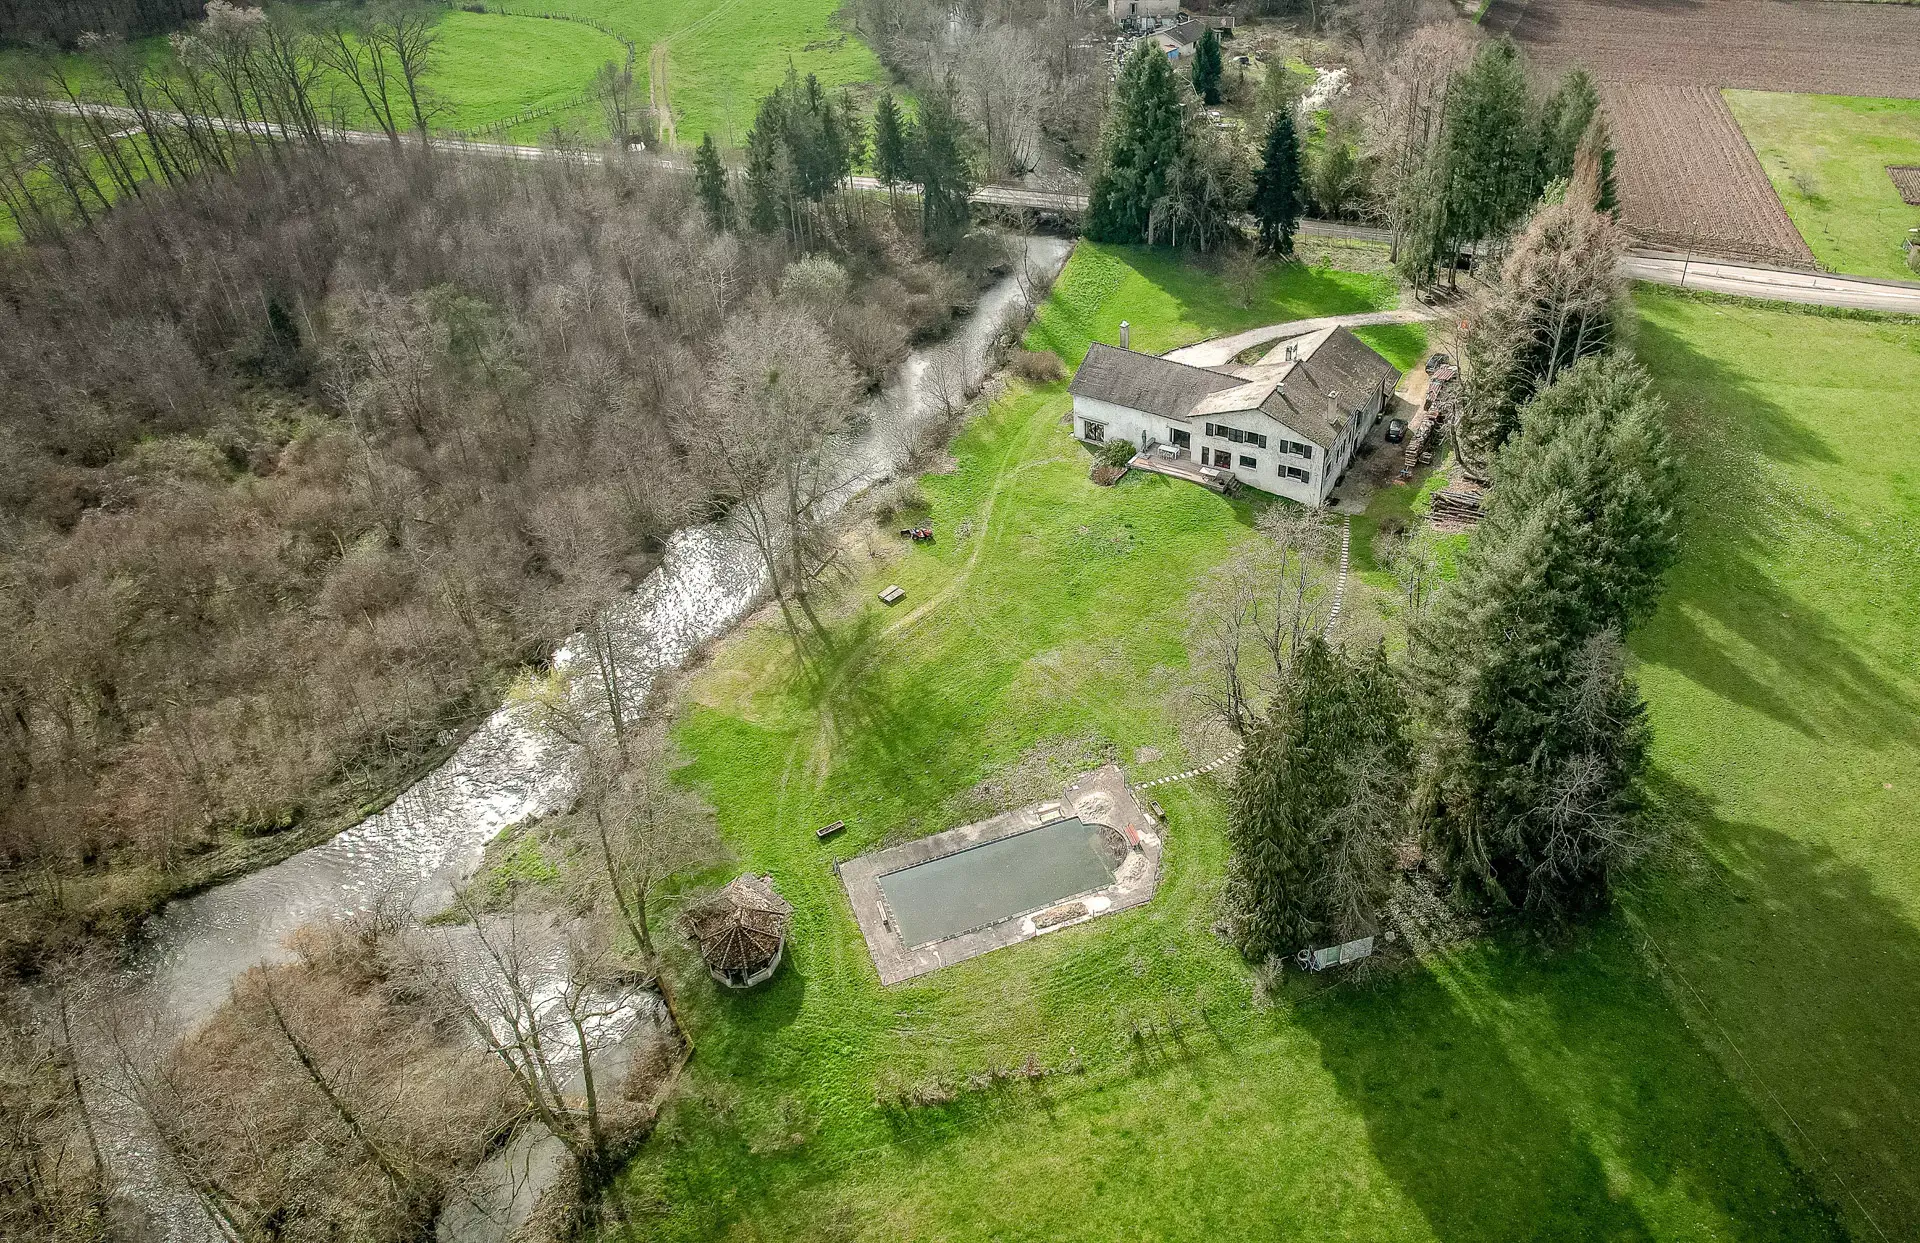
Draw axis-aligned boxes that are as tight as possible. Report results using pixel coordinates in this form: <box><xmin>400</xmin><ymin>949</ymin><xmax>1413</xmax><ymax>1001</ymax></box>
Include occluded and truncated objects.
<box><xmin>1169</xmin><ymin>428</ymin><xmax>1191</xmax><ymax>450</ymax></box>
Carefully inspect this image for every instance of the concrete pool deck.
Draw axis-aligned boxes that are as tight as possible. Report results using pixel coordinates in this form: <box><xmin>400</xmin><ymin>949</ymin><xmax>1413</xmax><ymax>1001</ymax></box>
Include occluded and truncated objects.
<box><xmin>839</xmin><ymin>764</ymin><xmax>1163</xmax><ymax>985</ymax></box>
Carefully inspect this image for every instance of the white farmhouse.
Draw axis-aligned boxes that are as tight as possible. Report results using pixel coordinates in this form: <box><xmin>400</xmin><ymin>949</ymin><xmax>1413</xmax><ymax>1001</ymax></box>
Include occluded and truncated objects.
<box><xmin>1068</xmin><ymin>325</ymin><xmax>1401</xmax><ymax>507</ymax></box>
<box><xmin>1108</xmin><ymin>0</ymin><xmax>1181</xmax><ymax>20</ymax></box>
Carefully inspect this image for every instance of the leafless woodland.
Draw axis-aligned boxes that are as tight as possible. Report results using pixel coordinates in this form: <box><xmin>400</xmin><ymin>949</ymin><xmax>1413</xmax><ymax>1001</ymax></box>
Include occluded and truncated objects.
<box><xmin>0</xmin><ymin>147</ymin><xmax>995</xmax><ymax>973</ymax></box>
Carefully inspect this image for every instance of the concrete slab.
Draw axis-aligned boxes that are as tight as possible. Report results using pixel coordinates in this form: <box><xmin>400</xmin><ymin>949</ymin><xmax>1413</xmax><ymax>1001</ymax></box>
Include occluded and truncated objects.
<box><xmin>839</xmin><ymin>764</ymin><xmax>1163</xmax><ymax>985</ymax></box>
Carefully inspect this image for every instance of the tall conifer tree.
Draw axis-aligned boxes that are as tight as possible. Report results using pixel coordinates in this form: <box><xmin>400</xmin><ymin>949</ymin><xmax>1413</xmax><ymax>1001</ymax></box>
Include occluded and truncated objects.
<box><xmin>1414</xmin><ymin>353</ymin><xmax>1680</xmax><ymax>921</ymax></box>
<box><xmin>871</xmin><ymin>92</ymin><xmax>913</xmax><ymax>200</ymax></box>
<box><xmin>1191</xmin><ymin>29</ymin><xmax>1224</xmax><ymax>106</ymax></box>
<box><xmin>1250</xmin><ymin>106</ymin><xmax>1304</xmax><ymax>254</ymax></box>
<box><xmin>915</xmin><ymin>89</ymin><xmax>973</xmax><ymax>247</ymax></box>
<box><xmin>693</xmin><ymin>132</ymin><xmax>732</xmax><ymax>231</ymax></box>
<box><xmin>1228</xmin><ymin>636</ymin><xmax>1409</xmax><ymax>960</ymax></box>
<box><xmin>1087</xmin><ymin>41</ymin><xmax>1187</xmax><ymax>244</ymax></box>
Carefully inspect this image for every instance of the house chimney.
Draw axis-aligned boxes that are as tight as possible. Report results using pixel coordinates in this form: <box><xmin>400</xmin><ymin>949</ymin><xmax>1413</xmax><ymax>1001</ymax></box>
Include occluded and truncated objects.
<box><xmin>1326</xmin><ymin>389</ymin><xmax>1341</xmax><ymax>421</ymax></box>
<box><xmin>1119</xmin><ymin>320</ymin><xmax>1131</xmax><ymax>350</ymax></box>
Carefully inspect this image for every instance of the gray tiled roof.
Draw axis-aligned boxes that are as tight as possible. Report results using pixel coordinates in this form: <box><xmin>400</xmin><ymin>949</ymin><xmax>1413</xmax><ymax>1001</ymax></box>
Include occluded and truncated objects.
<box><xmin>1069</xmin><ymin>343</ymin><xmax>1241</xmax><ymax>420</ymax></box>
<box><xmin>1070</xmin><ymin>328</ymin><xmax>1401</xmax><ymax>449</ymax></box>
<box><xmin>1256</xmin><ymin>328</ymin><xmax>1402</xmax><ymax>449</ymax></box>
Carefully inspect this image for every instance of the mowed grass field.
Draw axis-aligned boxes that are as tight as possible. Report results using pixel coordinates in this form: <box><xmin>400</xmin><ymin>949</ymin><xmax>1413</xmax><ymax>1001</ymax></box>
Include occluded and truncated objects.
<box><xmin>613</xmin><ymin>247</ymin><xmax>1846</xmax><ymax>1240</ymax></box>
<box><xmin>0</xmin><ymin>9</ymin><xmax>627</xmax><ymax>138</ymax></box>
<box><xmin>1726</xmin><ymin>92</ymin><xmax>1920</xmax><ymax>280</ymax></box>
<box><xmin>1628</xmin><ymin>289</ymin><xmax>1920</xmax><ymax>1240</ymax></box>
<box><xmin>487</xmin><ymin>0</ymin><xmax>887</xmax><ymax>147</ymax></box>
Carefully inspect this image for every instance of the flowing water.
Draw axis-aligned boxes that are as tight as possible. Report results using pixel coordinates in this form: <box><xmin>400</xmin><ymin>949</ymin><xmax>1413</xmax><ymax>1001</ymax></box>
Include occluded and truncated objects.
<box><xmin>97</xmin><ymin>236</ymin><xmax>1074</xmax><ymax>1239</ymax></box>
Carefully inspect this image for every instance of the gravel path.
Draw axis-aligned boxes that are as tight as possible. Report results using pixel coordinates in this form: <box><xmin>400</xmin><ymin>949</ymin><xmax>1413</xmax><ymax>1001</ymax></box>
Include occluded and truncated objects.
<box><xmin>1161</xmin><ymin>309</ymin><xmax>1432</xmax><ymax>368</ymax></box>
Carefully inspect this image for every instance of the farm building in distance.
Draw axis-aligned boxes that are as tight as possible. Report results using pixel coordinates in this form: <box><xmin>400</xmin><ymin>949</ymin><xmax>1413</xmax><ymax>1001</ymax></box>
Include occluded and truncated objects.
<box><xmin>1068</xmin><ymin>325</ymin><xmax>1400</xmax><ymax>506</ymax></box>
<box><xmin>1150</xmin><ymin>18</ymin><xmax>1208</xmax><ymax>57</ymax></box>
<box><xmin>1108</xmin><ymin>0</ymin><xmax>1180</xmax><ymax>20</ymax></box>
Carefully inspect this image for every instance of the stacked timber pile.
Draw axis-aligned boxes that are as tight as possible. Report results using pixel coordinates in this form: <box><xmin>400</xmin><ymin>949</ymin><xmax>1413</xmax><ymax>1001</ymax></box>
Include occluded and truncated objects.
<box><xmin>1429</xmin><ymin>485</ymin><xmax>1485</xmax><ymax>532</ymax></box>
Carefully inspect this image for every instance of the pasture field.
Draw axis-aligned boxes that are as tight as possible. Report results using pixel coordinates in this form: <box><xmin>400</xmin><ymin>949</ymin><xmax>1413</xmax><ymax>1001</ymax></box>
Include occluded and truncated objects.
<box><xmin>607</xmin><ymin>246</ymin><xmax>1846</xmax><ymax>1241</ymax></box>
<box><xmin>1628</xmin><ymin>289</ymin><xmax>1920</xmax><ymax>1241</ymax></box>
<box><xmin>487</xmin><ymin>0</ymin><xmax>887</xmax><ymax>147</ymax></box>
<box><xmin>0</xmin><ymin>9</ymin><xmax>627</xmax><ymax>138</ymax></box>
<box><xmin>1725</xmin><ymin>91</ymin><xmax>1920</xmax><ymax>281</ymax></box>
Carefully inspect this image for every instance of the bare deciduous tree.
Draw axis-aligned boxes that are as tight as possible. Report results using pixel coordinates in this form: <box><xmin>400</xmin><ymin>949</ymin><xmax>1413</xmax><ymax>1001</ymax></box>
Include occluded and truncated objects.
<box><xmin>1189</xmin><ymin>505</ymin><xmax>1336</xmax><ymax>738</ymax></box>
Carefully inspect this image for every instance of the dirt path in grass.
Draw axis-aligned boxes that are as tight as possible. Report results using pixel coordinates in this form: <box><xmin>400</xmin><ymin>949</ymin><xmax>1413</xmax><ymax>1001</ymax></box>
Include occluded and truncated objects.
<box><xmin>800</xmin><ymin>397</ymin><xmax>1053</xmax><ymax>790</ymax></box>
<box><xmin>648</xmin><ymin>42</ymin><xmax>676</xmax><ymax>149</ymax></box>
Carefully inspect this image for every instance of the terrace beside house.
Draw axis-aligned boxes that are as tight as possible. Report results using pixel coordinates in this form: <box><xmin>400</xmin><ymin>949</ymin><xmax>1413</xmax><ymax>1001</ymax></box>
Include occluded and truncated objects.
<box><xmin>1068</xmin><ymin>325</ymin><xmax>1401</xmax><ymax>506</ymax></box>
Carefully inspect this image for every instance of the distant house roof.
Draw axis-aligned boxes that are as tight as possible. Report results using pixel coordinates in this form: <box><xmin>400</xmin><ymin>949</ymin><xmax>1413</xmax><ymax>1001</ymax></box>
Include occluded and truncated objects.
<box><xmin>682</xmin><ymin>874</ymin><xmax>792</xmax><ymax>974</ymax></box>
<box><xmin>1153</xmin><ymin>18</ymin><xmax>1207</xmax><ymax>49</ymax></box>
<box><xmin>1069</xmin><ymin>327</ymin><xmax>1401</xmax><ymax>451</ymax></box>
<box><xmin>1070</xmin><ymin>343</ymin><xmax>1241</xmax><ymax>421</ymax></box>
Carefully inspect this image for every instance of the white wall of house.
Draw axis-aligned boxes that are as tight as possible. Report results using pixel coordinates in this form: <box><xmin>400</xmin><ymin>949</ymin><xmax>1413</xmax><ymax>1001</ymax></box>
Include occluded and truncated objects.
<box><xmin>1074</xmin><ymin>381</ymin><xmax>1392</xmax><ymax>507</ymax></box>
<box><xmin>1108</xmin><ymin>0</ymin><xmax>1180</xmax><ymax>20</ymax></box>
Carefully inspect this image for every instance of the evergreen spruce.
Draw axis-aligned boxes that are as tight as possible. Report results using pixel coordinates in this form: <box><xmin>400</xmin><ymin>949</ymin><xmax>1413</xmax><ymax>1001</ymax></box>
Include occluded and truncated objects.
<box><xmin>1250</xmin><ymin>106</ymin><xmax>1303</xmax><ymax>254</ymax></box>
<box><xmin>1087</xmin><ymin>41</ymin><xmax>1187</xmax><ymax>244</ymax></box>
<box><xmin>1226</xmin><ymin>637</ymin><xmax>1410</xmax><ymax>961</ymax></box>
<box><xmin>1537</xmin><ymin>68</ymin><xmax>1600</xmax><ymax>187</ymax></box>
<box><xmin>871</xmin><ymin>92</ymin><xmax>913</xmax><ymax>200</ymax></box>
<box><xmin>915</xmin><ymin>89</ymin><xmax>973</xmax><ymax>248</ymax></box>
<box><xmin>1415</xmin><ymin>352</ymin><xmax>1680</xmax><ymax>921</ymax></box>
<box><xmin>1191</xmin><ymin>28</ymin><xmax>1224</xmax><ymax>106</ymax></box>
<box><xmin>738</xmin><ymin>70</ymin><xmax>858</xmax><ymax>240</ymax></box>
<box><xmin>693</xmin><ymin>132</ymin><xmax>732</xmax><ymax>231</ymax></box>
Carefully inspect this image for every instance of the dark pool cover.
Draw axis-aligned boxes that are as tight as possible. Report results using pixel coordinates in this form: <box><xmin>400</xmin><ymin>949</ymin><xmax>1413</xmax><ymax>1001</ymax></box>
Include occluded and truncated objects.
<box><xmin>878</xmin><ymin>818</ymin><xmax>1116</xmax><ymax>947</ymax></box>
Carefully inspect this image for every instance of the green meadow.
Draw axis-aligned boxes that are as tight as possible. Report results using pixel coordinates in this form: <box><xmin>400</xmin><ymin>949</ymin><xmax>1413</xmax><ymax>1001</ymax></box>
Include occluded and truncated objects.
<box><xmin>1726</xmin><ymin>91</ymin><xmax>1920</xmax><ymax>281</ymax></box>
<box><xmin>1628</xmin><ymin>288</ymin><xmax>1920</xmax><ymax>1241</ymax></box>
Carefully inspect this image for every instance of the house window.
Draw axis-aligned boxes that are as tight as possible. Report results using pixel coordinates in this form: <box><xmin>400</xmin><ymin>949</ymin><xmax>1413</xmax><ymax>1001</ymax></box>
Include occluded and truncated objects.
<box><xmin>1253</xmin><ymin>433</ymin><xmax>1268</xmax><ymax>449</ymax></box>
<box><xmin>1239</xmin><ymin>455</ymin><xmax>1257</xmax><ymax>469</ymax></box>
<box><xmin>1170</xmin><ymin>428</ymin><xmax>1191</xmax><ymax>448</ymax></box>
<box><xmin>1285</xmin><ymin>465</ymin><xmax>1310</xmax><ymax>483</ymax></box>
<box><xmin>1083</xmin><ymin>419</ymin><xmax>1106</xmax><ymax>443</ymax></box>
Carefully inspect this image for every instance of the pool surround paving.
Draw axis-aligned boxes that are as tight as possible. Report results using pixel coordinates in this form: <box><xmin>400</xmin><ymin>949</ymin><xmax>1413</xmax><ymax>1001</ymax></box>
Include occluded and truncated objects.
<box><xmin>839</xmin><ymin>764</ymin><xmax>1163</xmax><ymax>984</ymax></box>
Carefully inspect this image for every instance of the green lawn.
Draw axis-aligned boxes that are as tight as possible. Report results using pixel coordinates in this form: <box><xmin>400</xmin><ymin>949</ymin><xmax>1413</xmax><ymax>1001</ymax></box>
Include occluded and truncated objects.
<box><xmin>1628</xmin><ymin>288</ymin><xmax>1920</xmax><ymax>1241</ymax></box>
<box><xmin>1027</xmin><ymin>242</ymin><xmax>1401</xmax><ymax>366</ymax></box>
<box><xmin>422</xmin><ymin>10</ymin><xmax>629</xmax><ymax>135</ymax></box>
<box><xmin>613</xmin><ymin>248</ymin><xmax>1845</xmax><ymax>1241</ymax></box>
<box><xmin>486</xmin><ymin>0</ymin><xmax>887</xmax><ymax>148</ymax></box>
<box><xmin>0</xmin><ymin>9</ymin><xmax>627</xmax><ymax>138</ymax></box>
<box><xmin>1725</xmin><ymin>91</ymin><xmax>1920</xmax><ymax>281</ymax></box>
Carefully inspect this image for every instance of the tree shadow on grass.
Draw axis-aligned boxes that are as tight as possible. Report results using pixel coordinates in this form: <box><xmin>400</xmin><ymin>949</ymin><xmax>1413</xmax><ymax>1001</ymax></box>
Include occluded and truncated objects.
<box><xmin>1296</xmin><ymin>915</ymin><xmax>1847</xmax><ymax>1243</ymax></box>
<box><xmin>1632</xmin><ymin>311</ymin><xmax>1920</xmax><ymax>750</ymax></box>
<box><xmin>1629</xmin><ymin>771</ymin><xmax>1920</xmax><ymax>1240</ymax></box>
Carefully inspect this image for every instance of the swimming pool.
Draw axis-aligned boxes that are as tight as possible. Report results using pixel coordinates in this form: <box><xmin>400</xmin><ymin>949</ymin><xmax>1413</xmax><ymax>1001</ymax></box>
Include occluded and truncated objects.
<box><xmin>877</xmin><ymin>817</ymin><xmax>1119</xmax><ymax>947</ymax></box>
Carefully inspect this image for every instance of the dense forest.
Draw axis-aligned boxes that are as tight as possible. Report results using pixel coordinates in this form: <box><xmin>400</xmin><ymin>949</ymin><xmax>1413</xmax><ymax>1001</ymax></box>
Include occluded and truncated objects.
<box><xmin>0</xmin><ymin>146</ymin><xmax>993</xmax><ymax>973</ymax></box>
<box><xmin>0</xmin><ymin>0</ymin><xmax>205</xmax><ymax>45</ymax></box>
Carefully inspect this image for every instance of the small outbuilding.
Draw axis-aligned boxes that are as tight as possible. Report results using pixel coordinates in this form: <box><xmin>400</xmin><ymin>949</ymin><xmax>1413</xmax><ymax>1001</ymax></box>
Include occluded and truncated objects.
<box><xmin>682</xmin><ymin>874</ymin><xmax>793</xmax><ymax>989</ymax></box>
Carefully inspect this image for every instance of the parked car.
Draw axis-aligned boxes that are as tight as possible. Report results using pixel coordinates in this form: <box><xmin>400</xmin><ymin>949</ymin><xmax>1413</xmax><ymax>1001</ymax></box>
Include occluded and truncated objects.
<box><xmin>1385</xmin><ymin>418</ymin><xmax>1407</xmax><ymax>444</ymax></box>
<box><xmin>1424</xmin><ymin>352</ymin><xmax>1451</xmax><ymax>375</ymax></box>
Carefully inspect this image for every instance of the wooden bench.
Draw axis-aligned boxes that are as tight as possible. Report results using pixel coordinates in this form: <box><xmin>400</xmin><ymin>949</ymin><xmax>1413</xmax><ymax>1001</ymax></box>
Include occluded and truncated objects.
<box><xmin>878</xmin><ymin>585</ymin><xmax>906</xmax><ymax>605</ymax></box>
<box><xmin>816</xmin><ymin>820</ymin><xmax>846</xmax><ymax>841</ymax></box>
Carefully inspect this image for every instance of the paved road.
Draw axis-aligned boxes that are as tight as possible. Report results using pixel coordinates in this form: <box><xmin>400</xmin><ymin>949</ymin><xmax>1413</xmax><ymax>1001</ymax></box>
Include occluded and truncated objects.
<box><xmin>1623</xmin><ymin>252</ymin><xmax>1920</xmax><ymax>314</ymax></box>
<box><xmin>1162</xmin><ymin>309</ymin><xmax>1433</xmax><ymax>366</ymax></box>
<box><xmin>11</xmin><ymin>96</ymin><xmax>1920</xmax><ymax>315</ymax></box>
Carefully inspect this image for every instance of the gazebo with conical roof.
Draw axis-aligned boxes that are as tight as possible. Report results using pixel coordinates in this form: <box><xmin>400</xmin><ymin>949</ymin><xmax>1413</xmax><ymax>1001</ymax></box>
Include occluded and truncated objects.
<box><xmin>681</xmin><ymin>874</ymin><xmax>793</xmax><ymax>988</ymax></box>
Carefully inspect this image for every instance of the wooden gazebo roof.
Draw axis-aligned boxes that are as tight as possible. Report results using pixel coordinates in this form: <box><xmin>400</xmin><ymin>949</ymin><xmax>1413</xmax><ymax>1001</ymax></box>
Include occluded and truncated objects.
<box><xmin>682</xmin><ymin>874</ymin><xmax>792</xmax><ymax>973</ymax></box>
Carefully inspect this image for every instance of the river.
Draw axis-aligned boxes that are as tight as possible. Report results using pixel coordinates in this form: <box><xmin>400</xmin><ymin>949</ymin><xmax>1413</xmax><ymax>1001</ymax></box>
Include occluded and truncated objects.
<box><xmin>101</xmin><ymin>235</ymin><xmax>1075</xmax><ymax>1239</ymax></box>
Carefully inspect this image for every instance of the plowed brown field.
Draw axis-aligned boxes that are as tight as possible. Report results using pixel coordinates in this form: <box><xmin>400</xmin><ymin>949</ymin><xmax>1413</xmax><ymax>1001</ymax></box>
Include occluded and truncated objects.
<box><xmin>1489</xmin><ymin>0</ymin><xmax>1920</xmax><ymax>98</ymax></box>
<box><xmin>1602</xmin><ymin>83</ymin><xmax>1814</xmax><ymax>266</ymax></box>
<box><xmin>1483</xmin><ymin>0</ymin><xmax>1920</xmax><ymax>266</ymax></box>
